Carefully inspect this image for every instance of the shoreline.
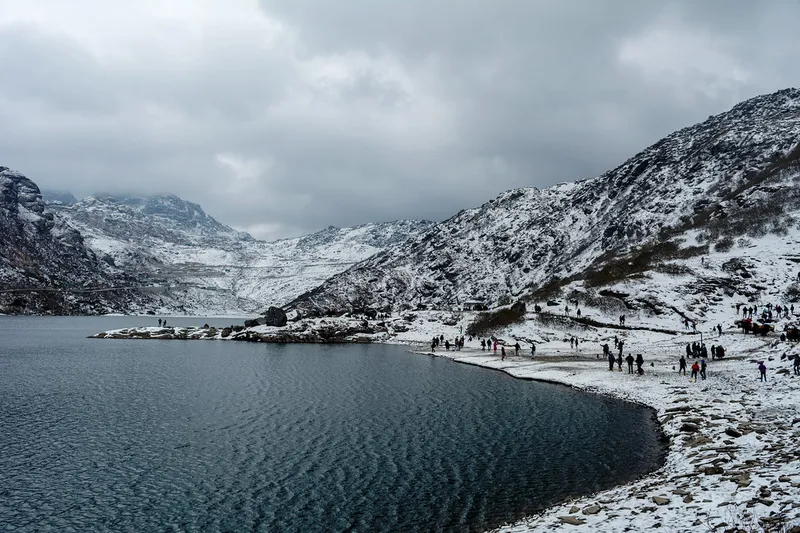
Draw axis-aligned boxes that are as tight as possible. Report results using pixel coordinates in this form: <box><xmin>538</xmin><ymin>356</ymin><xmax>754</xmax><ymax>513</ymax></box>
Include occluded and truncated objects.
<box><xmin>409</xmin><ymin>343</ymin><xmax>800</xmax><ymax>532</ymax></box>
<box><xmin>88</xmin><ymin>312</ymin><xmax>800</xmax><ymax>532</ymax></box>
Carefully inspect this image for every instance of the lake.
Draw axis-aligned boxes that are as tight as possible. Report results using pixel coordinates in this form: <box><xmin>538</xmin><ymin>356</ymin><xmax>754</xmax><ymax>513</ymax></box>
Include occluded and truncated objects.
<box><xmin>0</xmin><ymin>316</ymin><xmax>664</xmax><ymax>532</ymax></box>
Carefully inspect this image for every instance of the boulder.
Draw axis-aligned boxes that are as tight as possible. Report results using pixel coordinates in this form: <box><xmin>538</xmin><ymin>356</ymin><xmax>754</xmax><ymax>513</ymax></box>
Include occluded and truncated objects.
<box><xmin>582</xmin><ymin>504</ymin><xmax>601</xmax><ymax>515</ymax></box>
<box><xmin>221</xmin><ymin>327</ymin><xmax>232</xmax><ymax>338</ymax></box>
<box><xmin>262</xmin><ymin>306</ymin><xmax>288</xmax><ymax>327</ymax></box>
<box><xmin>725</xmin><ymin>427</ymin><xmax>743</xmax><ymax>438</ymax></box>
<box><xmin>558</xmin><ymin>516</ymin><xmax>586</xmax><ymax>526</ymax></box>
<box><xmin>244</xmin><ymin>318</ymin><xmax>259</xmax><ymax>328</ymax></box>
<box><xmin>652</xmin><ymin>496</ymin><xmax>670</xmax><ymax>506</ymax></box>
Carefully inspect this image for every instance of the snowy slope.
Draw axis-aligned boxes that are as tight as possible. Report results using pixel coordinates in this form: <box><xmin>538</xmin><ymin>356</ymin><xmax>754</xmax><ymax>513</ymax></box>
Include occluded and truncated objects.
<box><xmin>289</xmin><ymin>88</ymin><xmax>800</xmax><ymax>315</ymax></box>
<box><xmin>0</xmin><ymin>168</ymin><xmax>148</xmax><ymax>314</ymax></box>
<box><xmin>51</xmin><ymin>195</ymin><xmax>433</xmax><ymax>315</ymax></box>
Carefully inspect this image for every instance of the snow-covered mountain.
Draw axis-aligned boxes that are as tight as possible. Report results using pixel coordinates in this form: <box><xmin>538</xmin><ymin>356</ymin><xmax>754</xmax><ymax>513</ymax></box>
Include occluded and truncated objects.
<box><xmin>0</xmin><ymin>168</ymin><xmax>148</xmax><ymax>314</ymax></box>
<box><xmin>289</xmin><ymin>88</ymin><xmax>800</xmax><ymax>319</ymax></box>
<box><xmin>50</xmin><ymin>195</ymin><xmax>433</xmax><ymax>315</ymax></box>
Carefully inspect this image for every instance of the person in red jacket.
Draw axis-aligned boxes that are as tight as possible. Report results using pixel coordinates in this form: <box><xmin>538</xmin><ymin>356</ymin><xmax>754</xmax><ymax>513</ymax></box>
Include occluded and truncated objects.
<box><xmin>690</xmin><ymin>361</ymin><xmax>700</xmax><ymax>382</ymax></box>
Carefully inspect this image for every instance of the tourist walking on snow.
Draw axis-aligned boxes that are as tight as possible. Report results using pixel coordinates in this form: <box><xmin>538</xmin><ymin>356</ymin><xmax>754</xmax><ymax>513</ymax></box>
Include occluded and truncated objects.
<box><xmin>794</xmin><ymin>355</ymin><xmax>800</xmax><ymax>376</ymax></box>
<box><xmin>531</xmin><ymin>343</ymin><xmax>536</xmax><ymax>358</ymax></box>
<box><xmin>635</xmin><ymin>353</ymin><xmax>644</xmax><ymax>375</ymax></box>
<box><xmin>608</xmin><ymin>351</ymin><xmax>615</xmax><ymax>371</ymax></box>
<box><xmin>501</xmin><ymin>346</ymin><xmax>506</xmax><ymax>361</ymax></box>
<box><xmin>690</xmin><ymin>361</ymin><xmax>700</xmax><ymax>382</ymax></box>
<box><xmin>759</xmin><ymin>361</ymin><xmax>767</xmax><ymax>382</ymax></box>
<box><xmin>514</xmin><ymin>342</ymin><xmax>520</xmax><ymax>356</ymax></box>
<box><xmin>700</xmin><ymin>358</ymin><xmax>707</xmax><ymax>380</ymax></box>
<box><xmin>678</xmin><ymin>355</ymin><xmax>687</xmax><ymax>375</ymax></box>
<box><xmin>616</xmin><ymin>352</ymin><xmax>623</xmax><ymax>372</ymax></box>
<box><xmin>626</xmin><ymin>354</ymin><xmax>634</xmax><ymax>374</ymax></box>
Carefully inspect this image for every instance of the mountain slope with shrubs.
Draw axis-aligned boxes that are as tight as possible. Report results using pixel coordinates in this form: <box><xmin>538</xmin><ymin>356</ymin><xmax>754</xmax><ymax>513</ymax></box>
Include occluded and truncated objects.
<box><xmin>289</xmin><ymin>88</ymin><xmax>800</xmax><ymax>321</ymax></box>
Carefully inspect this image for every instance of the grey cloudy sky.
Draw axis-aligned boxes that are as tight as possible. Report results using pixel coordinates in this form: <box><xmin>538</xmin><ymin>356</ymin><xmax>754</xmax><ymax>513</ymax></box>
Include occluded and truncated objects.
<box><xmin>0</xmin><ymin>0</ymin><xmax>797</xmax><ymax>239</ymax></box>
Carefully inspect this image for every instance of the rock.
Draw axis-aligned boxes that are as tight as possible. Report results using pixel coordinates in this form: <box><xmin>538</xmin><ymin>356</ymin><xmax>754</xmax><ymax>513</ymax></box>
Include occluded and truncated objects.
<box><xmin>244</xmin><ymin>318</ymin><xmax>259</xmax><ymax>328</ymax></box>
<box><xmin>725</xmin><ymin>428</ymin><xmax>743</xmax><ymax>438</ymax></box>
<box><xmin>703</xmin><ymin>466</ymin><xmax>725</xmax><ymax>475</ymax></box>
<box><xmin>582</xmin><ymin>504</ymin><xmax>601</xmax><ymax>515</ymax></box>
<box><xmin>680</xmin><ymin>423</ymin><xmax>700</xmax><ymax>433</ymax></box>
<box><xmin>261</xmin><ymin>306</ymin><xmax>288</xmax><ymax>327</ymax></box>
<box><xmin>558</xmin><ymin>516</ymin><xmax>586</xmax><ymax>526</ymax></box>
<box><xmin>652</xmin><ymin>496</ymin><xmax>670</xmax><ymax>506</ymax></box>
<box><xmin>569</xmin><ymin>506</ymin><xmax>580</xmax><ymax>514</ymax></box>
<box><xmin>221</xmin><ymin>327</ymin><xmax>232</xmax><ymax>338</ymax></box>
<box><xmin>672</xmin><ymin>488</ymin><xmax>690</xmax><ymax>496</ymax></box>
<box><xmin>777</xmin><ymin>368</ymin><xmax>790</xmax><ymax>375</ymax></box>
<box><xmin>779</xmin><ymin>475</ymin><xmax>792</xmax><ymax>483</ymax></box>
<box><xmin>757</xmin><ymin>498</ymin><xmax>774</xmax><ymax>506</ymax></box>
<box><xmin>683</xmin><ymin>495</ymin><xmax>693</xmax><ymax>504</ymax></box>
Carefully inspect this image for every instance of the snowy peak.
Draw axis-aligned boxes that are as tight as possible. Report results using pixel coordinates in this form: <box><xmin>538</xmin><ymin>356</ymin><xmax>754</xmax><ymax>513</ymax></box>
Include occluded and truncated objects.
<box><xmin>53</xmin><ymin>193</ymin><xmax>253</xmax><ymax>249</ymax></box>
<box><xmin>288</xmin><ymin>88</ymin><xmax>800</xmax><ymax>313</ymax></box>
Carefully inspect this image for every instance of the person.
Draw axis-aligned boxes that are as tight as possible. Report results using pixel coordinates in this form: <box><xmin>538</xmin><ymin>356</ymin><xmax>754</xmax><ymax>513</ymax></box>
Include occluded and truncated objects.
<box><xmin>690</xmin><ymin>361</ymin><xmax>700</xmax><ymax>382</ymax></box>
<box><xmin>716</xmin><ymin>345</ymin><xmax>725</xmax><ymax>359</ymax></box>
<box><xmin>700</xmin><ymin>358</ymin><xmax>707</xmax><ymax>380</ymax></box>
<box><xmin>531</xmin><ymin>343</ymin><xmax>536</xmax><ymax>358</ymax></box>
<box><xmin>616</xmin><ymin>351</ymin><xmax>623</xmax><ymax>372</ymax></box>
<box><xmin>759</xmin><ymin>361</ymin><xmax>767</xmax><ymax>382</ymax></box>
<box><xmin>710</xmin><ymin>345</ymin><xmax>717</xmax><ymax>360</ymax></box>
<box><xmin>614</xmin><ymin>336</ymin><xmax>619</xmax><ymax>348</ymax></box>
<box><xmin>626</xmin><ymin>353</ymin><xmax>634</xmax><ymax>374</ymax></box>
<box><xmin>577</xmin><ymin>308</ymin><xmax>582</xmax><ymax>318</ymax></box>
<box><xmin>480</xmin><ymin>338</ymin><xmax>486</xmax><ymax>351</ymax></box>
<box><xmin>678</xmin><ymin>355</ymin><xmax>687</xmax><ymax>376</ymax></box>
<box><xmin>445</xmin><ymin>340</ymin><xmax>450</xmax><ymax>351</ymax></box>
<box><xmin>635</xmin><ymin>353</ymin><xmax>644</xmax><ymax>375</ymax></box>
<box><xmin>608</xmin><ymin>351</ymin><xmax>615</xmax><ymax>371</ymax></box>
<box><xmin>570</xmin><ymin>337</ymin><xmax>574</xmax><ymax>349</ymax></box>
<box><xmin>431</xmin><ymin>338</ymin><xmax>436</xmax><ymax>352</ymax></box>
<box><xmin>493</xmin><ymin>340</ymin><xmax>497</xmax><ymax>354</ymax></box>
<box><xmin>163</xmin><ymin>319</ymin><xmax>167</xmax><ymax>327</ymax></box>
<box><xmin>514</xmin><ymin>342</ymin><xmax>520</xmax><ymax>356</ymax></box>
<box><xmin>158</xmin><ymin>318</ymin><xmax>162</xmax><ymax>327</ymax></box>
<box><xmin>501</xmin><ymin>346</ymin><xmax>506</xmax><ymax>361</ymax></box>
<box><xmin>686</xmin><ymin>343</ymin><xmax>692</xmax><ymax>357</ymax></box>
<box><xmin>717</xmin><ymin>324</ymin><xmax>722</xmax><ymax>336</ymax></box>
<box><xmin>618</xmin><ymin>341</ymin><xmax>624</xmax><ymax>357</ymax></box>
<box><xmin>794</xmin><ymin>355</ymin><xmax>800</xmax><ymax>376</ymax></box>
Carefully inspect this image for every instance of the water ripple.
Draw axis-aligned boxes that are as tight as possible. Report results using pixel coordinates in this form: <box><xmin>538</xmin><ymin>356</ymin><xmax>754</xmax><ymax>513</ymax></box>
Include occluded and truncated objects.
<box><xmin>0</xmin><ymin>317</ymin><xmax>664</xmax><ymax>533</ymax></box>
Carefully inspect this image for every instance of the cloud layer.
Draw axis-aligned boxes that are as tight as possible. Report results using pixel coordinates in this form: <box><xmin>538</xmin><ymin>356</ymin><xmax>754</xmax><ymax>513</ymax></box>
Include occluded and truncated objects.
<box><xmin>0</xmin><ymin>0</ymin><xmax>797</xmax><ymax>239</ymax></box>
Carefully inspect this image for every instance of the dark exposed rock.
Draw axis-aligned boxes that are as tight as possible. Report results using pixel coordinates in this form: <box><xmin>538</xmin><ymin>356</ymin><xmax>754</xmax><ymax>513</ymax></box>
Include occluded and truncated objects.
<box><xmin>262</xmin><ymin>306</ymin><xmax>288</xmax><ymax>327</ymax></box>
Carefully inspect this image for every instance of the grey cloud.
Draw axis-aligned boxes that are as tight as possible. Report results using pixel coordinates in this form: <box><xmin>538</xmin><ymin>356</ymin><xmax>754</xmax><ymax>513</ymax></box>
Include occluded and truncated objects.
<box><xmin>0</xmin><ymin>1</ymin><xmax>797</xmax><ymax>239</ymax></box>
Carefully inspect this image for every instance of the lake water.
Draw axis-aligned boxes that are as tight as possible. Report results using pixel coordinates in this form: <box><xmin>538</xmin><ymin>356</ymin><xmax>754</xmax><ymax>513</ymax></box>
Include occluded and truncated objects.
<box><xmin>0</xmin><ymin>317</ymin><xmax>664</xmax><ymax>532</ymax></box>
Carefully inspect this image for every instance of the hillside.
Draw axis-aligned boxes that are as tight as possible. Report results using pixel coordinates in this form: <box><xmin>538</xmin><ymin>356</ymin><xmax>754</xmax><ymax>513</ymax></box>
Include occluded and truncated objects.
<box><xmin>51</xmin><ymin>195</ymin><xmax>433</xmax><ymax>315</ymax></box>
<box><xmin>0</xmin><ymin>168</ymin><xmax>146</xmax><ymax>314</ymax></box>
<box><xmin>288</xmin><ymin>88</ymin><xmax>800</xmax><ymax>323</ymax></box>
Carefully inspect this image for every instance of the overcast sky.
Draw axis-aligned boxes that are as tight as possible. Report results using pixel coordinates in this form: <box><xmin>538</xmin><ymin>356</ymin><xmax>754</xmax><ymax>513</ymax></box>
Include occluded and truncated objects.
<box><xmin>0</xmin><ymin>1</ymin><xmax>797</xmax><ymax>239</ymax></box>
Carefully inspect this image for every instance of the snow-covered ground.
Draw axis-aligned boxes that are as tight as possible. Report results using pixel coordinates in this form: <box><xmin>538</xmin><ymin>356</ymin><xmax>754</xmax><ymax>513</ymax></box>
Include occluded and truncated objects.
<box><xmin>382</xmin><ymin>308</ymin><xmax>800</xmax><ymax>532</ymax></box>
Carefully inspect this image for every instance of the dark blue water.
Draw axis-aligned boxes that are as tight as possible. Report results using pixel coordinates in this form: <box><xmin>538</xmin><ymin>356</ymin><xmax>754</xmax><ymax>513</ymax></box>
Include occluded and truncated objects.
<box><xmin>0</xmin><ymin>317</ymin><xmax>663</xmax><ymax>532</ymax></box>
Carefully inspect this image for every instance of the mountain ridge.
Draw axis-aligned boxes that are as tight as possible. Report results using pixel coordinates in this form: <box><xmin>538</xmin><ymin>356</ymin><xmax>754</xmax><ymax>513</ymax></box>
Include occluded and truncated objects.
<box><xmin>287</xmin><ymin>88</ymin><xmax>800</xmax><ymax>315</ymax></box>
